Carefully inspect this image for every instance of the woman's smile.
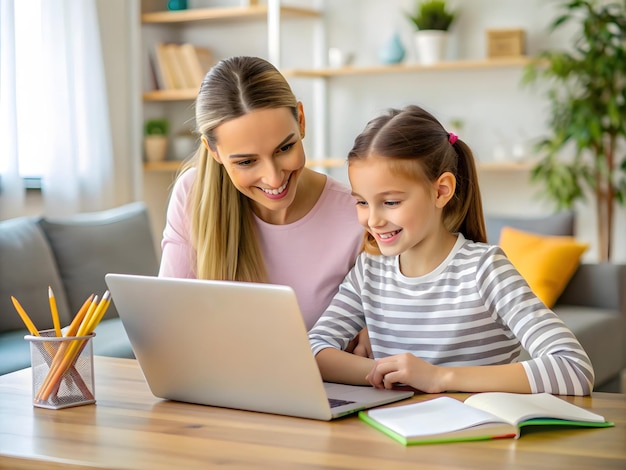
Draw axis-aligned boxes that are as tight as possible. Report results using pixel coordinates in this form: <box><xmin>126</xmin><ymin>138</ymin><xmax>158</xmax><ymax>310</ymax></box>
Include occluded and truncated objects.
<box><xmin>259</xmin><ymin>174</ymin><xmax>291</xmax><ymax>199</ymax></box>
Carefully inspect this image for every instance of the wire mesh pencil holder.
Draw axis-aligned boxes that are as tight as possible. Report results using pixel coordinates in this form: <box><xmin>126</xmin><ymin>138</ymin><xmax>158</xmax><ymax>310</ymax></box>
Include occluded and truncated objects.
<box><xmin>25</xmin><ymin>329</ymin><xmax>96</xmax><ymax>409</ymax></box>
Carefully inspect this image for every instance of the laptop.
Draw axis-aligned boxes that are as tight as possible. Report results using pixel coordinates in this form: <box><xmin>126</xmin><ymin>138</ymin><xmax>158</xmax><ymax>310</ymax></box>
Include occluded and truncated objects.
<box><xmin>104</xmin><ymin>273</ymin><xmax>414</xmax><ymax>420</ymax></box>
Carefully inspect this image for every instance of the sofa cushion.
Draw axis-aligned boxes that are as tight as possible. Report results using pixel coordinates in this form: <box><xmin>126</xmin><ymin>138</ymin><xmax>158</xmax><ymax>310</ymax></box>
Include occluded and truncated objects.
<box><xmin>499</xmin><ymin>227</ymin><xmax>588</xmax><ymax>308</ymax></box>
<box><xmin>38</xmin><ymin>202</ymin><xmax>159</xmax><ymax>322</ymax></box>
<box><xmin>0</xmin><ymin>217</ymin><xmax>72</xmax><ymax>333</ymax></box>
<box><xmin>485</xmin><ymin>211</ymin><xmax>575</xmax><ymax>244</ymax></box>
<box><xmin>554</xmin><ymin>305</ymin><xmax>624</xmax><ymax>387</ymax></box>
<box><xmin>91</xmin><ymin>317</ymin><xmax>135</xmax><ymax>359</ymax></box>
<box><xmin>0</xmin><ymin>329</ymin><xmax>33</xmax><ymax>374</ymax></box>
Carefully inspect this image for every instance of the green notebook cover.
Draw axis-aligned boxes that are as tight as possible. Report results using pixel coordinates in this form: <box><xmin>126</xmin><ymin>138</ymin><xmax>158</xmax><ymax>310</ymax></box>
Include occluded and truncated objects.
<box><xmin>359</xmin><ymin>393</ymin><xmax>614</xmax><ymax>446</ymax></box>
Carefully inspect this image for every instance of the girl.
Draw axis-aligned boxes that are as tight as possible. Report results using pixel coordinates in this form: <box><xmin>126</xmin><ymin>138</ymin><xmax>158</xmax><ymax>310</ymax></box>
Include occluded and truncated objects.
<box><xmin>308</xmin><ymin>105</ymin><xmax>594</xmax><ymax>395</ymax></box>
<box><xmin>159</xmin><ymin>56</ymin><xmax>366</xmax><ymax>335</ymax></box>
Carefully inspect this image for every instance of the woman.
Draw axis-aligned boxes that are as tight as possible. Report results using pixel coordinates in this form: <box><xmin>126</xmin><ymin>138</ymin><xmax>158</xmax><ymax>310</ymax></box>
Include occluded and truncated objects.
<box><xmin>159</xmin><ymin>56</ymin><xmax>366</xmax><ymax>334</ymax></box>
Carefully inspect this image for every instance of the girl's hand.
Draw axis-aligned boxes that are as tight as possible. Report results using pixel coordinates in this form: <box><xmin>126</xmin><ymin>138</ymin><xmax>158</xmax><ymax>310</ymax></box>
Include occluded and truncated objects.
<box><xmin>366</xmin><ymin>353</ymin><xmax>446</xmax><ymax>393</ymax></box>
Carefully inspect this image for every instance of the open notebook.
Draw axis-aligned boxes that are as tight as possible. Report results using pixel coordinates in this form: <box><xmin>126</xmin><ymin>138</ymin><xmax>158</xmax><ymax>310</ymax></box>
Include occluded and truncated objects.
<box><xmin>105</xmin><ymin>274</ymin><xmax>413</xmax><ymax>420</ymax></box>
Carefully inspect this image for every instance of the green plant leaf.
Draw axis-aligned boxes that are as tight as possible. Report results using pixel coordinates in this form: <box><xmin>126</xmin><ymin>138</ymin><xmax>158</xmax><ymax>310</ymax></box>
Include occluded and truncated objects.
<box><xmin>525</xmin><ymin>0</ymin><xmax>626</xmax><ymax>246</ymax></box>
<box><xmin>406</xmin><ymin>0</ymin><xmax>457</xmax><ymax>31</ymax></box>
<box><xmin>145</xmin><ymin>118</ymin><xmax>169</xmax><ymax>136</ymax></box>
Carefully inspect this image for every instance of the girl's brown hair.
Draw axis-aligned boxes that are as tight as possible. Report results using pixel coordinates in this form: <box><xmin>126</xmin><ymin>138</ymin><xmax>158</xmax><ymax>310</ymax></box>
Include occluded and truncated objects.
<box><xmin>348</xmin><ymin>105</ymin><xmax>486</xmax><ymax>254</ymax></box>
<box><xmin>178</xmin><ymin>56</ymin><xmax>299</xmax><ymax>282</ymax></box>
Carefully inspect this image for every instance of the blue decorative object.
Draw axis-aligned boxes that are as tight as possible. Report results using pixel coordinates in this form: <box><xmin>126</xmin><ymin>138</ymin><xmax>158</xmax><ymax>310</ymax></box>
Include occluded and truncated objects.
<box><xmin>167</xmin><ymin>0</ymin><xmax>187</xmax><ymax>11</ymax></box>
<box><xmin>379</xmin><ymin>32</ymin><xmax>406</xmax><ymax>64</ymax></box>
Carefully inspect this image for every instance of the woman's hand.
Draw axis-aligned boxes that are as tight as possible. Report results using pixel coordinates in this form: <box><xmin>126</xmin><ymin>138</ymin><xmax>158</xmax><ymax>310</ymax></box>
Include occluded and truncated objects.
<box><xmin>365</xmin><ymin>353</ymin><xmax>446</xmax><ymax>393</ymax></box>
<box><xmin>345</xmin><ymin>328</ymin><xmax>373</xmax><ymax>358</ymax></box>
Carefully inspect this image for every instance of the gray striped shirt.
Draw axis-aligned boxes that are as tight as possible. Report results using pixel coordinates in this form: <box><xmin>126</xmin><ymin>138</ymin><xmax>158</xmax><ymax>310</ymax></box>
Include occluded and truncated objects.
<box><xmin>308</xmin><ymin>234</ymin><xmax>594</xmax><ymax>395</ymax></box>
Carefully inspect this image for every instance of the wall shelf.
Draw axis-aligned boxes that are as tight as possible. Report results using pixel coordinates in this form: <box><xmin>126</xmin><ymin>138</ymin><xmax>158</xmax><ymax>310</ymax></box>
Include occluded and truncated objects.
<box><xmin>143</xmin><ymin>159</ymin><xmax>534</xmax><ymax>173</ymax></box>
<box><xmin>143</xmin><ymin>88</ymin><xmax>197</xmax><ymax>101</ymax></box>
<box><xmin>143</xmin><ymin>158</ymin><xmax>346</xmax><ymax>172</ymax></box>
<box><xmin>478</xmin><ymin>161</ymin><xmax>534</xmax><ymax>171</ymax></box>
<box><xmin>141</xmin><ymin>5</ymin><xmax>319</xmax><ymax>24</ymax></box>
<box><xmin>142</xmin><ymin>57</ymin><xmax>535</xmax><ymax>102</ymax></box>
<box><xmin>143</xmin><ymin>161</ymin><xmax>182</xmax><ymax>172</ymax></box>
<box><xmin>284</xmin><ymin>57</ymin><xmax>535</xmax><ymax>78</ymax></box>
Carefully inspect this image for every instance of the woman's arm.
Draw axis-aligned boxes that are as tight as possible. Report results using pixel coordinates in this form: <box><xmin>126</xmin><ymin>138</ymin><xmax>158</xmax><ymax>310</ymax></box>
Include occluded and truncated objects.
<box><xmin>345</xmin><ymin>328</ymin><xmax>373</xmax><ymax>358</ymax></box>
<box><xmin>159</xmin><ymin>170</ymin><xmax>196</xmax><ymax>278</ymax></box>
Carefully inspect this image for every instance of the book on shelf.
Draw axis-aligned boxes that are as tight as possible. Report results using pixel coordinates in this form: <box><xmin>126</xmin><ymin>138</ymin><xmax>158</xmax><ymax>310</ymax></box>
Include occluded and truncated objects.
<box><xmin>154</xmin><ymin>42</ymin><xmax>177</xmax><ymax>90</ymax></box>
<box><xmin>163</xmin><ymin>43</ymin><xmax>189</xmax><ymax>90</ymax></box>
<box><xmin>151</xmin><ymin>43</ymin><xmax>214</xmax><ymax>91</ymax></box>
<box><xmin>179</xmin><ymin>43</ymin><xmax>214</xmax><ymax>89</ymax></box>
<box><xmin>358</xmin><ymin>392</ymin><xmax>614</xmax><ymax>446</ymax></box>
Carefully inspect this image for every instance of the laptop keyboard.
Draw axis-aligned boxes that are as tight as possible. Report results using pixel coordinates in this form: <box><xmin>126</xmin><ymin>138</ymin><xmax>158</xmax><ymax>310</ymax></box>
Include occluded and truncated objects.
<box><xmin>328</xmin><ymin>398</ymin><xmax>356</xmax><ymax>408</ymax></box>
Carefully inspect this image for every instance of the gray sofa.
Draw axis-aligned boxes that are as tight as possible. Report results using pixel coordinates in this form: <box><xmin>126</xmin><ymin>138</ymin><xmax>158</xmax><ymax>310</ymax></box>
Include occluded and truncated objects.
<box><xmin>1</xmin><ymin>204</ymin><xmax>623</xmax><ymax>392</ymax></box>
<box><xmin>0</xmin><ymin>202</ymin><xmax>159</xmax><ymax>375</ymax></box>
<box><xmin>485</xmin><ymin>212</ymin><xmax>626</xmax><ymax>392</ymax></box>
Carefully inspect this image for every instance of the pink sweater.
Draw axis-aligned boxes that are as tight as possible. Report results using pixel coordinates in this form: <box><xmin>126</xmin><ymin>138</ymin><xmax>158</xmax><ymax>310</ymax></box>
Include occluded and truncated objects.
<box><xmin>159</xmin><ymin>169</ymin><xmax>363</xmax><ymax>329</ymax></box>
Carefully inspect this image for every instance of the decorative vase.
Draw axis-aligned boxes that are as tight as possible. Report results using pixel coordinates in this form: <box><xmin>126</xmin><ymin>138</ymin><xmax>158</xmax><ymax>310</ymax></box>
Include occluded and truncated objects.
<box><xmin>413</xmin><ymin>30</ymin><xmax>449</xmax><ymax>65</ymax></box>
<box><xmin>379</xmin><ymin>32</ymin><xmax>406</xmax><ymax>65</ymax></box>
<box><xmin>144</xmin><ymin>135</ymin><xmax>168</xmax><ymax>162</ymax></box>
<box><xmin>167</xmin><ymin>0</ymin><xmax>187</xmax><ymax>11</ymax></box>
<box><xmin>172</xmin><ymin>134</ymin><xmax>196</xmax><ymax>161</ymax></box>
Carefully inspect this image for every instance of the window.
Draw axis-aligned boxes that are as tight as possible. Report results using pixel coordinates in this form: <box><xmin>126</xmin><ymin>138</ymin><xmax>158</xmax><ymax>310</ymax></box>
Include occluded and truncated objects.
<box><xmin>13</xmin><ymin>0</ymin><xmax>43</xmax><ymax>180</ymax></box>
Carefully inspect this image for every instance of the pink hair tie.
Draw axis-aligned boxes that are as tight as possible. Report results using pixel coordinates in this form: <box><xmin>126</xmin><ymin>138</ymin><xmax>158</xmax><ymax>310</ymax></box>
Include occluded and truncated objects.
<box><xmin>448</xmin><ymin>132</ymin><xmax>458</xmax><ymax>145</ymax></box>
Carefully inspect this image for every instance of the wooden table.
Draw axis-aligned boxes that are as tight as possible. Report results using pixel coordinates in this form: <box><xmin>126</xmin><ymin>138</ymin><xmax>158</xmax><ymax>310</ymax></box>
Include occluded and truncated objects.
<box><xmin>1</xmin><ymin>357</ymin><xmax>624</xmax><ymax>469</ymax></box>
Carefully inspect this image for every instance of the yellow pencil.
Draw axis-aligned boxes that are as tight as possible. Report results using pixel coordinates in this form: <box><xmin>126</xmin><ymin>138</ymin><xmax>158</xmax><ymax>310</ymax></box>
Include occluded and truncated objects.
<box><xmin>76</xmin><ymin>295</ymin><xmax>100</xmax><ymax>337</ymax></box>
<box><xmin>83</xmin><ymin>291</ymin><xmax>111</xmax><ymax>334</ymax></box>
<box><xmin>48</xmin><ymin>286</ymin><xmax>62</xmax><ymax>337</ymax></box>
<box><xmin>65</xmin><ymin>294</ymin><xmax>95</xmax><ymax>337</ymax></box>
<box><xmin>35</xmin><ymin>294</ymin><xmax>95</xmax><ymax>401</ymax></box>
<box><xmin>11</xmin><ymin>296</ymin><xmax>40</xmax><ymax>336</ymax></box>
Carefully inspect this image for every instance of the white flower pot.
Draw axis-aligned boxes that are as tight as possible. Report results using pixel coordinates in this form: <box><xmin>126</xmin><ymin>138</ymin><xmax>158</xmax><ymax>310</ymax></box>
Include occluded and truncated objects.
<box><xmin>144</xmin><ymin>135</ymin><xmax>168</xmax><ymax>162</ymax></box>
<box><xmin>413</xmin><ymin>30</ymin><xmax>449</xmax><ymax>65</ymax></box>
<box><xmin>172</xmin><ymin>134</ymin><xmax>197</xmax><ymax>161</ymax></box>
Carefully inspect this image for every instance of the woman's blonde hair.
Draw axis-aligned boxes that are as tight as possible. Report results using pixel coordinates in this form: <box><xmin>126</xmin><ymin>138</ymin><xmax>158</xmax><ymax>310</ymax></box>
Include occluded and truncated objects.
<box><xmin>179</xmin><ymin>56</ymin><xmax>299</xmax><ymax>281</ymax></box>
<box><xmin>348</xmin><ymin>105</ymin><xmax>486</xmax><ymax>254</ymax></box>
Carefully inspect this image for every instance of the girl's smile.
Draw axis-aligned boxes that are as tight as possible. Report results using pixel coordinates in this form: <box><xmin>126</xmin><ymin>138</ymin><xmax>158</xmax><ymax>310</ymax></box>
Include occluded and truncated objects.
<box><xmin>375</xmin><ymin>229</ymin><xmax>402</xmax><ymax>242</ymax></box>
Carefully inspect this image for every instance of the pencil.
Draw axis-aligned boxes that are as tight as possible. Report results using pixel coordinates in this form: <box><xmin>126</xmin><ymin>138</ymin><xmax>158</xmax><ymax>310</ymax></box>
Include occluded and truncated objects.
<box><xmin>11</xmin><ymin>296</ymin><xmax>40</xmax><ymax>336</ymax></box>
<box><xmin>48</xmin><ymin>286</ymin><xmax>62</xmax><ymax>337</ymax></box>
<box><xmin>38</xmin><ymin>294</ymin><xmax>107</xmax><ymax>402</ymax></box>
<box><xmin>35</xmin><ymin>294</ymin><xmax>95</xmax><ymax>401</ymax></box>
<box><xmin>76</xmin><ymin>295</ymin><xmax>100</xmax><ymax>337</ymax></box>
<box><xmin>65</xmin><ymin>294</ymin><xmax>95</xmax><ymax>337</ymax></box>
<box><xmin>83</xmin><ymin>291</ymin><xmax>111</xmax><ymax>334</ymax></box>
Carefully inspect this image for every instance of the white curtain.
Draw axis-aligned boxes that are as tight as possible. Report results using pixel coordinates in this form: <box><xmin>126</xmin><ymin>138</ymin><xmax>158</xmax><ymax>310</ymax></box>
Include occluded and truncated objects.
<box><xmin>0</xmin><ymin>0</ymin><xmax>114</xmax><ymax>219</ymax></box>
<box><xmin>0</xmin><ymin>0</ymin><xmax>24</xmax><ymax>219</ymax></box>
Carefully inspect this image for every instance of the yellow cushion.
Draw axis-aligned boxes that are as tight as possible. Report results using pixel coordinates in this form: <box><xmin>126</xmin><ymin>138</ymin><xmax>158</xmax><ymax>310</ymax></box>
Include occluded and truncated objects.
<box><xmin>498</xmin><ymin>227</ymin><xmax>589</xmax><ymax>308</ymax></box>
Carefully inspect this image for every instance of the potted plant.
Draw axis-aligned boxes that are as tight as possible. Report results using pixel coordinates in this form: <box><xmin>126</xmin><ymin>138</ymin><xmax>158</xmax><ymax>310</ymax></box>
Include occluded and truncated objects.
<box><xmin>144</xmin><ymin>118</ymin><xmax>169</xmax><ymax>162</ymax></box>
<box><xmin>523</xmin><ymin>0</ymin><xmax>626</xmax><ymax>261</ymax></box>
<box><xmin>406</xmin><ymin>0</ymin><xmax>458</xmax><ymax>65</ymax></box>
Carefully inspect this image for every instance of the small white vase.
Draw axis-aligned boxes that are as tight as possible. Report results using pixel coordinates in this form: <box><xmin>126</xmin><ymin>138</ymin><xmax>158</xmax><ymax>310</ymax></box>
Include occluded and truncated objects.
<box><xmin>172</xmin><ymin>134</ymin><xmax>197</xmax><ymax>161</ymax></box>
<box><xmin>413</xmin><ymin>30</ymin><xmax>449</xmax><ymax>65</ymax></box>
<box><xmin>144</xmin><ymin>135</ymin><xmax>168</xmax><ymax>162</ymax></box>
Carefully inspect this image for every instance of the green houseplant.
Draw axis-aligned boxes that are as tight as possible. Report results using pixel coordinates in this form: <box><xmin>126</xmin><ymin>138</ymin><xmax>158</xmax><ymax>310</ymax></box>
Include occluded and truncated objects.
<box><xmin>406</xmin><ymin>0</ymin><xmax>457</xmax><ymax>31</ymax></box>
<box><xmin>144</xmin><ymin>118</ymin><xmax>169</xmax><ymax>162</ymax></box>
<box><xmin>145</xmin><ymin>118</ymin><xmax>169</xmax><ymax>136</ymax></box>
<box><xmin>406</xmin><ymin>1</ymin><xmax>459</xmax><ymax>65</ymax></box>
<box><xmin>523</xmin><ymin>0</ymin><xmax>626</xmax><ymax>262</ymax></box>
